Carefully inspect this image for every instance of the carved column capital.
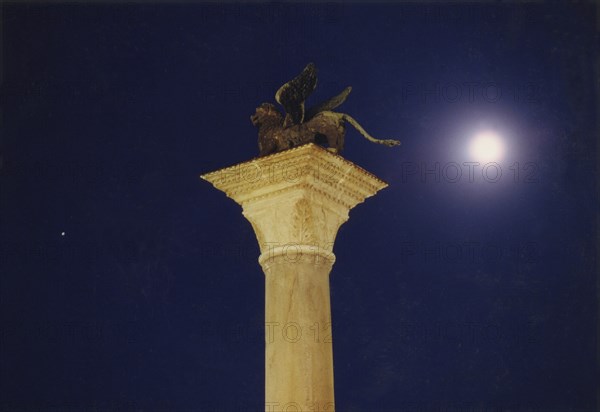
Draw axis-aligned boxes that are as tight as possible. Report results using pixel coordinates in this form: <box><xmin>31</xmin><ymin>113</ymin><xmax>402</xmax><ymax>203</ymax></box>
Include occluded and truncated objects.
<box><xmin>201</xmin><ymin>143</ymin><xmax>388</xmax><ymax>266</ymax></box>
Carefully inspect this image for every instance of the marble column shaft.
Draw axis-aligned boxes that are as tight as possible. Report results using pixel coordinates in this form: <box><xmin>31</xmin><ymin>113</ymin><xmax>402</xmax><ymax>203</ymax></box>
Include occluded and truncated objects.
<box><xmin>201</xmin><ymin>144</ymin><xmax>388</xmax><ymax>411</ymax></box>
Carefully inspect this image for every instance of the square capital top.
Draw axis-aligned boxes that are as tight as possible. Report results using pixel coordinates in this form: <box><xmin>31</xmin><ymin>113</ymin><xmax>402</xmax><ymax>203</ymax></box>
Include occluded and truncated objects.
<box><xmin>200</xmin><ymin>143</ymin><xmax>388</xmax><ymax>211</ymax></box>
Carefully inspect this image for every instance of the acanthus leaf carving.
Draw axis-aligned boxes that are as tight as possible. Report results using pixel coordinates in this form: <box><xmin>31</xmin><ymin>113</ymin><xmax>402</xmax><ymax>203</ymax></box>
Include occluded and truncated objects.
<box><xmin>292</xmin><ymin>198</ymin><xmax>314</xmax><ymax>244</ymax></box>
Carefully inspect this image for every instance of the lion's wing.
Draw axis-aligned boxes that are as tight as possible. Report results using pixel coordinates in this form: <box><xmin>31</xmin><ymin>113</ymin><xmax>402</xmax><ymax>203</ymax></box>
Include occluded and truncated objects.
<box><xmin>305</xmin><ymin>86</ymin><xmax>352</xmax><ymax>121</ymax></box>
<box><xmin>275</xmin><ymin>63</ymin><xmax>318</xmax><ymax>128</ymax></box>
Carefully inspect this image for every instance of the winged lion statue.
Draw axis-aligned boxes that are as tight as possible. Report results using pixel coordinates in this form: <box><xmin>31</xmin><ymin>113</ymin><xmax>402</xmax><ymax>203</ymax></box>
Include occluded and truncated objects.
<box><xmin>251</xmin><ymin>63</ymin><xmax>401</xmax><ymax>157</ymax></box>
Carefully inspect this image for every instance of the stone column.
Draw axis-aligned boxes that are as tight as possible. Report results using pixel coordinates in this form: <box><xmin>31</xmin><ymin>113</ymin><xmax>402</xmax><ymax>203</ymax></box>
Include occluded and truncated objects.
<box><xmin>201</xmin><ymin>143</ymin><xmax>388</xmax><ymax>412</ymax></box>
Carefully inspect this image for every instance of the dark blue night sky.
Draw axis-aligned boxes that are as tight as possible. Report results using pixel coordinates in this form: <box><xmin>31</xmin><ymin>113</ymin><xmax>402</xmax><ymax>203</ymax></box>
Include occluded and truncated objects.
<box><xmin>1</xmin><ymin>3</ymin><xmax>597</xmax><ymax>411</ymax></box>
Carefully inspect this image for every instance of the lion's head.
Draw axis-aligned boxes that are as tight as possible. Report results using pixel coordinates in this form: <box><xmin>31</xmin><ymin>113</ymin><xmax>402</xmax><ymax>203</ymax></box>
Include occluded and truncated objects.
<box><xmin>251</xmin><ymin>103</ymin><xmax>283</xmax><ymax>127</ymax></box>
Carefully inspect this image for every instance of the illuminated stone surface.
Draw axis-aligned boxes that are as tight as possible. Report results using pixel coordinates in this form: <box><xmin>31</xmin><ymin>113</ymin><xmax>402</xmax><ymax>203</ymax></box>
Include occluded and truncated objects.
<box><xmin>201</xmin><ymin>143</ymin><xmax>388</xmax><ymax>411</ymax></box>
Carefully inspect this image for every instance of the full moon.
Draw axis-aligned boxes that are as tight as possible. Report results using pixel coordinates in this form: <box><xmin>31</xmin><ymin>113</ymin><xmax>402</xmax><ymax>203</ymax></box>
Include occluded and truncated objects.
<box><xmin>469</xmin><ymin>131</ymin><xmax>505</xmax><ymax>163</ymax></box>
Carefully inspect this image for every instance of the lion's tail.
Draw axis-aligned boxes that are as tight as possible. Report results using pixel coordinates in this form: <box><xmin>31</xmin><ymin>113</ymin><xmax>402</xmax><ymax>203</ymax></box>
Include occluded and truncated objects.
<box><xmin>341</xmin><ymin>114</ymin><xmax>401</xmax><ymax>147</ymax></box>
